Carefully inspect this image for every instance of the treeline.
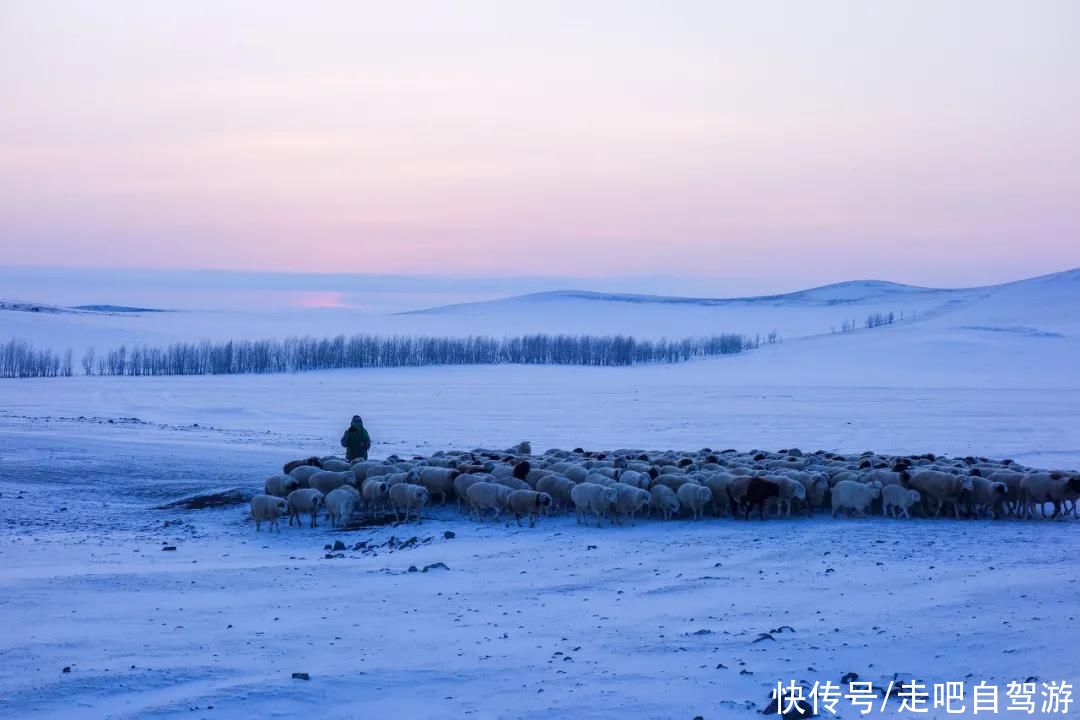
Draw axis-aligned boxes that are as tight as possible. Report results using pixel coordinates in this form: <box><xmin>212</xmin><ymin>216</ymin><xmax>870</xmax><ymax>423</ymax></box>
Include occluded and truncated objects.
<box><xmin>835</xmin><ymin>311</ymin><xmax>899</xmax><ymax>333</ymax></box>
<box><xmin>0</xmin><ymin>339</ymin><xmax>73</xmax><ymax>378</ymax></box>
<box><xmin>2</xmin><ymin>333</ymin><xmax>753</xmax><ymax>378</ymax></box>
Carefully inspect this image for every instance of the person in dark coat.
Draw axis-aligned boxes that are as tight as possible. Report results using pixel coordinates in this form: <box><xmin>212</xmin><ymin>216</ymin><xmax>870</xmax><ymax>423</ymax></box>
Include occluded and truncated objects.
<box><xmin>341</xmin><ymin>415</ymin><xmax>371</xmax><ymax>461</ymax></box>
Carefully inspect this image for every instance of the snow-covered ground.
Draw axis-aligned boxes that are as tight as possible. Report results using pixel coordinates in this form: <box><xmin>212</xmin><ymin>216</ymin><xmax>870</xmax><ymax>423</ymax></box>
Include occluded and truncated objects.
<box><xmin>2</xmin><ymin>425</ymin><xmax>1079</xmax><ymax>720</ymax></box>
<box><xmin>2</xmin><ymin>268</ymin><xmax>1079</xmax><ymax>718</ymax></box>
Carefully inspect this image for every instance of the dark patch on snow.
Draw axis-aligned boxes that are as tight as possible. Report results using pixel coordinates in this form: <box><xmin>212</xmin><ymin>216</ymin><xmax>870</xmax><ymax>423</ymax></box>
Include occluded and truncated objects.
<box><xmin>422</xmin><ymin>562</ymin><xmax>449</xmax><ymax>572</ymax></box>
<box><xmin>960</xmin><ymin>325</ymin><xmax>1064</xmax><ymax>338</ymax></box>
<box><xmin>156</xmin><ymin>488</ymin><xmax>247</xmax><ymax>510</ymax></box>
<box><xmin>70</xmin><ymin>304</ymin><xmax>170</xmax><ymax>313</ymax></box>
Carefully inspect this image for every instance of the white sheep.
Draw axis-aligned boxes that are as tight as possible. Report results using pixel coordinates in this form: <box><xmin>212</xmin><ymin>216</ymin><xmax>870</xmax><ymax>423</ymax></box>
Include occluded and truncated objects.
<box><xmin>562</xmin><ymin>465</ymin><xmax>589</xmax><ymax>484</ymax></box>
<box><xmin>969</xmin><ymin>477</ymin><xmax>1008</xmax><ymax>519</ymax></box>
<box><xmin>830</xmin><ymin>480</ymin><xmax>882</xmax><ymax>517</ymax></box>
<box><xmin>364</xmin><ymin>464</ymin><xmax>397</xmax><ymax>480</ymax></box>
<box><xmin>324</xmin><ymin>485</ymin><xmax>360</xmax><ymax>528</ymax></box>
<box><xmin>388</xmin><ymin>483</ymin><xmax>429</xmax><ymax>524</ymax></box>
<box><xmin>320</xmin><ymin>458</ymin><xmax>352</xmax><ymax>472</ymax></box>
<box><xmin>535</xmin><ymin>474</ymin><xmax>576</xmax><ymax>511</ymax></box>
<box><xmin>361</xmin><ymin>478</ymin><xmax>390</xmax><ymax>518</ymax></box>
<box><xmin>725</xmin><ymin>475</ymin><xmax>752</xmax><ymax>510</ymax></box>
<box><xmin>453</xmin><ymin>473</ymin><xmax>492</xmax><ymax>513</ymax></box>
<box><xmin>417</xmin><ymin>467</ymin><xmax>459</xmax><ymax>505</ymax></box>
<box><xmin>570</xmin><ymin>482</ymin><xmax>618</xmax><ymax>528</ymax></box>
<box><xmin>908</xmin><ymin>470</ymin><xmax>973</xmax><ymax>519</ymax></box>
<box><xmin>506</xmin><ymin>490</ymin><xmax>553</xmax><ymax>527</ymax></box>
<box><xmin>493</xmin><ymin>476</ymin><xmax>532</xmax><ymax>492</ymax></box>
<box><xmin>699</xmin><ymin>474</ymin><xmax>733</xmax><ymax>516</ymax></box>
<box><xmin>765</xmin><ymin>475</ymin><xmax>807</xmax><ymax>518</ymax></box>
<box><xmin>649</xmin><ymin>484</ymin><xmax>680</xmax><ymax>520</ymax></box>
<box><xmin>801</xmin><ymin>472</ymin><xmax>831</xmax><ymax>511</ymax></box>
<box><xmin>250</xmin><ymin>494</ymin><xmax>289</xmax><ymax>532</ymax></box>
<box><xmin>861</xmin><ymin>469</ymin><xmax>908</xmax><ymax>487</ymax></box>
<box><xmin>525</xmin><ymin>467</ymin><xmax>554</xmax><ymax>486</ymax></box>
<box><xmin>676</xmin><ymin>483</ymin><xmax>712</xmax><ymax>520</ymax></box>
<box><xmin>286</xmin><ymin>488</ymin><xmax>325</xmax><ymax>528</ymax></box>
<box><xmin>288</xmin><ymin>464</ymin><xmax>323</xmax><ymax>488</ymax></box>
<box><xmin>610</xmin><ymin>482</ymin><xmax>651</xmax><ymax>526</ymax></box>
<box><xmin>986</xmin><ymin>470</ymin><xmax>1025</xmax><ymax>516</ymax></box>
<box><xmin>1020</xmin><ymin>472</ymin><xmax>1080</xmax><ymax>519</ymax></box>
<box><xmin>882</xmin><ymin>484</ymin><xmax>921</xmax><ymax>519</ymax></box>
<box><xmin>617</xmin><ymin>470</ymin><xmax>650</xmax><ymax>489</ymax></box>
<box><xmin>466</xmin><ymin>482</ymin><xmax>514</xmax><ymax>523</ymax></box>
<box><xmin>828</xmin><ymin>470</ymin><xmax>861</xmax><ymax>487</ymax></box>
<box><xmin>382</xmin><ymin>471</ymin><xmax>418</xmax><ymax>487</ymax></box>
<box><xmin>308</xmin><ymin>470</ymin><xmax>353</xmax><ymax>496</ymax></box>
<box><xmin>652</xmin><ymin>474</ymin><xmax>697</xmax><ymax>492</ymax></box>
<box><xmin>264</xmin><ymin>474</ymin><xmax>300</xmax><ymax>498</ymax></box>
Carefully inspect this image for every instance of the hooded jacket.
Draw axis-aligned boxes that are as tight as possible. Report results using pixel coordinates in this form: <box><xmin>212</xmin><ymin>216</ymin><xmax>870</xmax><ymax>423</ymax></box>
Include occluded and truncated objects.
<box><xmin>341</xmin><ymin>419</ymin><xmax>371</xmax><ymax>461</ymax></box>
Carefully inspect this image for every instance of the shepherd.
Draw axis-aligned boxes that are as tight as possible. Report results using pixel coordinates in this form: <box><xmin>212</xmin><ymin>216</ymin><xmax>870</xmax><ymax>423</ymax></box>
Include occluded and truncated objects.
<box><xmin>341</xmin><ymin>415</ymin><xmax>372</xmax><ymax>461</ymax></box>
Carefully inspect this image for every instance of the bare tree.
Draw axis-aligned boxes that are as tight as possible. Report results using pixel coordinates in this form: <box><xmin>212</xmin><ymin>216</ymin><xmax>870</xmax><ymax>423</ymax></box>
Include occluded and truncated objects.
<box><xmin>82</xmin><ymin>347</ymin><xmax>96</xmax><ymax>375</ymax></box>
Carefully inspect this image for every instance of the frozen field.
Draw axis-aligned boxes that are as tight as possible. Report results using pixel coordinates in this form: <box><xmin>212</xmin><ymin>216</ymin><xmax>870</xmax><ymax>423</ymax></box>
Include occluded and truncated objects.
<box><xmin>2</xmin><ymin>364</ymin><xmax>1080</xmax><ymax>719</ymax></box>
<box><xmin>2</xmin><ymin>269</ymin><xmax>1079</xmax><ymax>718</ymax></box>
<box><xmin>3</xmin><ymin>426</ymin><xmax>1080</xmax><ymax>720</ymax></box>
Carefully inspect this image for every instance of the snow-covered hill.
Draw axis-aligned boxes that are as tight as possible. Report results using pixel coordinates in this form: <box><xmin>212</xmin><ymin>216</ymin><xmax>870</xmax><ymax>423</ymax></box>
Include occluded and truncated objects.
<box><xmin>2</xmin><ymin>268</ymin><xmax>1078</xmax><ymax>387</ymax></box>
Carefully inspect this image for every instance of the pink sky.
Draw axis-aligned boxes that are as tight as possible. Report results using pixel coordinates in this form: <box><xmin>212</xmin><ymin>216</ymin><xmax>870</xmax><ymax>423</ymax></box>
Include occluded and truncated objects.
<box><xmin>1</xmin><ymin>1</ymin><xmax>1078</xmax><ymax>287</ymax></box>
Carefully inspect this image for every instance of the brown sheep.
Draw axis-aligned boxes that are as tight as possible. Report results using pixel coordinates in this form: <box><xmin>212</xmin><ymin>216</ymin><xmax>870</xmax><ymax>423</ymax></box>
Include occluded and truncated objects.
<box><xmin>743</xmin><ymin>477</ymin><xmax>780</xmax><ymax>520</ymax></box>
<box><xmin>283</xmin><ymin>456</ymin><xmax>322</xmax><ymax>475</ymax></box>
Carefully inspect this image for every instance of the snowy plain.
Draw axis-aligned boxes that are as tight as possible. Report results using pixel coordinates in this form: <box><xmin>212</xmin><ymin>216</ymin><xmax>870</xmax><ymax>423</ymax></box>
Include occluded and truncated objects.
<box><xmin>2</xmin><ymin>268</ymin><xmax>1079</xmax><ymax>719</ymax></box>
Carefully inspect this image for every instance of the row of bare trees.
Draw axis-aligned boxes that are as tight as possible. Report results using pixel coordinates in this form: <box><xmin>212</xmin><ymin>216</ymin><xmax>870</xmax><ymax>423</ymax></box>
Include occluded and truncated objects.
<box><xmin>0</xmin><ymin>339</ymin><xmax>73</xmax><ymax>378</ymax></box>
<box><xmin>2</xmin><ymin>333</ymin><xmax>752</xmax><ymax>378</ymax></box>
<box><xmin>835</xmin><ymin>311</ymin><xmax>899</xmax><ymax>333</ymax></box>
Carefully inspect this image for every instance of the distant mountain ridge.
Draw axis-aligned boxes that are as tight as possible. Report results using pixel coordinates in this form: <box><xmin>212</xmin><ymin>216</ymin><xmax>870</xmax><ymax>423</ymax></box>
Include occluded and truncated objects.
<box><xmin>401</xmin><ymin>269</ymin><xmax>1080</xmax><ymax>316</ymax></box>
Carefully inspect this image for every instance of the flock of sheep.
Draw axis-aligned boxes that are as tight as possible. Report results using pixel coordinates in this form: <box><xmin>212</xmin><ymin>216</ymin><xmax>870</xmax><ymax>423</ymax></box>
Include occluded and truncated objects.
<box><xmin>248</xmin><ymin>442</ymin><xmax>1080</xmax><ymax>531</ymax></box>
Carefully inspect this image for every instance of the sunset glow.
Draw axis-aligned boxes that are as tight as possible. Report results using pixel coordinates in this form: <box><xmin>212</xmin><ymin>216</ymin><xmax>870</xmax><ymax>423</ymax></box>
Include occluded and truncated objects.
<box><xmin>2</xmin><ymin>1</ymin><xmax>1078</xmax><ymax>286</ymax></box>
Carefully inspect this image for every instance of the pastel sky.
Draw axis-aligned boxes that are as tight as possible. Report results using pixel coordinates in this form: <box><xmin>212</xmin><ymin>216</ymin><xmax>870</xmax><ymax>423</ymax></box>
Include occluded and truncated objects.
<box><xmin>2</xmin><ymin>1</ymin><xmax>1078</xmax><ymax>288</ymax></box>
